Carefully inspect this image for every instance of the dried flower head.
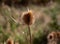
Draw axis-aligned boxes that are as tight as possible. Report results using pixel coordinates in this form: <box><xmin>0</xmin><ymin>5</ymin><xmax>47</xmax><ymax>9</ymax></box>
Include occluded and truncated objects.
<box><xmin>47</xmin><ymin>31</ymin><xmax>57</xmax><ymax>41</ymax></box>
<box><xmin>47</xmin><ymin>31</ymin><xmax>60</xmax><ymax>44</ymax></box>
<box><xmin>6</xmin><ymin>38</ymin><xmax>14</xmax><ymax>44</ymax></box>
<box><xmin>22</xmin><ymin>10</ymin><xmax>35</xmax><ymax>25</ymax></box>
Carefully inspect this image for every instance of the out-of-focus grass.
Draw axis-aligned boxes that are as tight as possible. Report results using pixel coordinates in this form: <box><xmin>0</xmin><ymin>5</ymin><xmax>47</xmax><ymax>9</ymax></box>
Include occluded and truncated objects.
<box><xmin>43</xmin><ymin>4</ymin><xmax>60</xmax><ymax>31</ymax></box>
<box><xmin>0</xmin><ymin>2</ymin><xmax>60</xmax><ymax>44</ymax></box>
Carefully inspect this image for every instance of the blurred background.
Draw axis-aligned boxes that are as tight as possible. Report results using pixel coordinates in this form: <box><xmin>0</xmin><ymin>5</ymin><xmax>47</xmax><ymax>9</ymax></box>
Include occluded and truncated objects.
<box><xmin>0</xmin><ymin>0</ymin><xmax>60</xmax><ymax>44</ymax></box>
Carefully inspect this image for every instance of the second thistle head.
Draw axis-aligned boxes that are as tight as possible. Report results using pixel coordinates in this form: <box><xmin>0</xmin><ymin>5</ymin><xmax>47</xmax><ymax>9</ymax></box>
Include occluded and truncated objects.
<box><xmin>6</xmin><ymin>37</ymin><xmax>14</xmax><ymax>44</ymax></box>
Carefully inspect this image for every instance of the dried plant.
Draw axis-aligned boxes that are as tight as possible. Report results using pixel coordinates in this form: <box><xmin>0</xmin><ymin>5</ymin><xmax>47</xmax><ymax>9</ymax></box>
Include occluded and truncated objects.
<box><xmin>22</xmin><ymin>10</ymin><xmax>34</xmax><ymax>25</ymax></box>
<box><xmin>6</xmin><ymin>37</ymin><xmax>14</xmax><ymax>44</ymax></box>
<box><xmin>22</xmin><ymin>10</ymin><xmax>35</xmax><ymax>44</ymax></box>
<box><xmin>47</xmin><ymin>31</ymin><xmax>60</xmax><ymax>44</ymax></box>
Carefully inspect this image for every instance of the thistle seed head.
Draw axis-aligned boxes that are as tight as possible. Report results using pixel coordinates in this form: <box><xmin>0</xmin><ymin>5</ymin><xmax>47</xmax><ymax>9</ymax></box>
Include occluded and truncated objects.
<box><xmin>6</xmin><ymin>38</ymin><xmax>14</xmax><ymax>44</ymax></box>
<box><xmin>22</xmin><ymin>10</ymin><xmax>35</xmax><ymax>25</ymax></box>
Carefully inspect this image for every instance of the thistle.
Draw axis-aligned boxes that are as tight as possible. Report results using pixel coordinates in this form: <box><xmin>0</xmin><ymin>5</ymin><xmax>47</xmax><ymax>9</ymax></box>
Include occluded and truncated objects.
<box><xmin>22</xmin><ymin>10</ymin><xmax>34</xmax><ymax>25</ymax></box>
<box><xmin>6</xmin><ymin>38</ymin><xmax>14</xmax><ymax>44</ymax></box>
<box><xmin>22</xmin><ymin>9</ymin><xmax>35</xmax><ymax>44</ymax></box>
<box><xmin>47</xmin><ymin>31</ymin><xmax>57</xmax><ymax>40</ymax></box>
<box><xmin>47</xmin><ymin>31</ymin><xmax>58</xmax><ymax>44</ymax></box>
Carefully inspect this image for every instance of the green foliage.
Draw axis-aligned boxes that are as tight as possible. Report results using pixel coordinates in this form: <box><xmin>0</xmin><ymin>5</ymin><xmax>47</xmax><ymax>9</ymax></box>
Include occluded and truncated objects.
<box><xmin>2</xmin><ymin>33</ymin><xmax>10</xmax><ymax>42</ymax></box>
<box><xmin>44</xmin><ymin>5</ymin><xmax>60</xmax><ymax>31</ymax></box>
<box><xmin>56</xmin><ymin>0</ymin><xmax>60</xmax><ymax>3</ymax></box>
<box><xmin>9</xmin><ymin>20</ymin><xmax>17</xmax><ymax>32</ymax></box>
<box><xmin>0</xmin><ymin>25</ymin><xmax>3</xmax><ymax>33</ymax></box>
<box><xmin>33</xmin><ymin>30</ymin><xmax>48</xmax><ymax>44</ymax></box>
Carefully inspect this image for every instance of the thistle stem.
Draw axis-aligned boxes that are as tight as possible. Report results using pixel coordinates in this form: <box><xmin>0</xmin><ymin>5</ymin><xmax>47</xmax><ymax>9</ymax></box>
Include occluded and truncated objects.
<box><xmin>28</xmin><ymin>25</ymin><xmax>32</xmax><ymax>44</ymax></box>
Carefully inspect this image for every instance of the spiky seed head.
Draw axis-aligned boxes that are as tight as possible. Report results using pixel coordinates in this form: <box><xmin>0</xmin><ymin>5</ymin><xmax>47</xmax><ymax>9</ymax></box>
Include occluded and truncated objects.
<box><xmin>47</xmin><ymin>31</ymin><xmax>57</xmax><ymax>41</ymax></box>
<box><xmin>22</xmin><ymin>10</ymin><xmax>35</xmax><ymax>25</ymax></box>
<box><xmin>6</xmin><ymin>38</ymin><xmax>14</xmax><ymax>44</ymax></box>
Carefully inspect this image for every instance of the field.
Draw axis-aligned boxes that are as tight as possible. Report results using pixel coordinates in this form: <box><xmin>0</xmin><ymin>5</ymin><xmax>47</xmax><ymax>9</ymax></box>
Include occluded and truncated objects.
<box><xmin>0</xmin><ymin>0</ymin><xmax>60</xmax><ymax>44</ymax></box>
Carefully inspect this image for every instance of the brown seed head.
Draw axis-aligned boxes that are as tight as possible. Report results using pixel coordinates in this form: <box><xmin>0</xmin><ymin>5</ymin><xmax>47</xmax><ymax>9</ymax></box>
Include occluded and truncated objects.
<box><xmin>22</xmin><ymin>10</ymin><xmax>34</xmax><ymax>25</ymax></box>
<box><xmin>47</xmin><ymin>31</ymin><xmax>57</xmax><ymax>41</ymax></box>
<box><xmin>7</xmin><ymin>38</ymin><xmax>14</xmax><ymax>44</ymax></box>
